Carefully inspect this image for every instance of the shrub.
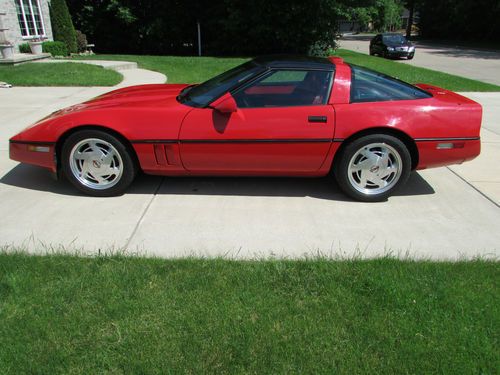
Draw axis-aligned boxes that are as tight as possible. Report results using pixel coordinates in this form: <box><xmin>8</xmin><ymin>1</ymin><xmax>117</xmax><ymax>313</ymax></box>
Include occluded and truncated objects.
<box><xmin>19</xmin><ymin>43</ymin><xmax>30</xmax><ymax>53</ymax></box>
<box><xmin>308</xmin><ymin>40</ymin><xmax>338</xmax><ymax>57</ymax></box>
<box><xmin>50</xmin><ymin>0</ymin><xmax>77</xmax><ymax>53</ymax></box>
<box><xmin>75</xmin><ymin>30</ymin><xmax>88</xmax><ymax>53</ymax></box>
<box><xmin>42</xmin><ymin>41</ymin><xmax>68</xmax><ymax>56</ymax></box>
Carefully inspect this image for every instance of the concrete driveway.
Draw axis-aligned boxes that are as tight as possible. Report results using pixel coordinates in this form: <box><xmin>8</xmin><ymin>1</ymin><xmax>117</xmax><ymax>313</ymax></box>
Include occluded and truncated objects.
<box><xmin>0</xmin><ymin>68</ymin><xmax>499</xmax><ymax>260</ymax></box>
<box><xmin>340</xmin><ymin>35</ymin><xmax>500</xmax><ymax>86</ymax></box>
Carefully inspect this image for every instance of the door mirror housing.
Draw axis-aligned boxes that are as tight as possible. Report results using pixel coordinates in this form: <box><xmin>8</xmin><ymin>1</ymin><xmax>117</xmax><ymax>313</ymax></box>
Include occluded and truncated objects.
<box><xmin>211</xmin><ymin>92</ymin><xmax>237</xmax><ymax>113</ymax></box>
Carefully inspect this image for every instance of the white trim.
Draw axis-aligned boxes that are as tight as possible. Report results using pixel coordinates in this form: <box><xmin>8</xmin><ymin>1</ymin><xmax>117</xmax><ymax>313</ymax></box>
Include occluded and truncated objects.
<box><xmin>27</xmin><ymin>0</ymin><xmax>38</xmax><ymax>35</ymax></box>
<box><xmin>16</xmin><ymin>0</ymin><xmax>46</xmax><ymax>38</ymax></box>
<box><xmin>36</xmin><ymin>0</ymin><xmax>47</xmax><ymax>38</ymax></box>
<box><xmin>19</xmin><ymin>0</ymin><xmax>30</xmax><ymax>36</ymax></box>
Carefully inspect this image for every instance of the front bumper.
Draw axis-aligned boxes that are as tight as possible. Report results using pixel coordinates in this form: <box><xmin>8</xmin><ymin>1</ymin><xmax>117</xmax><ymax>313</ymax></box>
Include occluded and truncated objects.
<box><xmin>387</xmin><ymin>50</ymin><xmax>414</xmax><ymax>58</ymax></box>
<box><xmin>9</xmin><ymin>140</ymin><xmax>57</xmax><ymax>173</ymax></box>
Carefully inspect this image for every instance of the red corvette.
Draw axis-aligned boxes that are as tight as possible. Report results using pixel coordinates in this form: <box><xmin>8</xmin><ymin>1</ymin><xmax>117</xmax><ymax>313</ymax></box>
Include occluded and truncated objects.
<box><xmin>9</xmin><ymin>56</ymin><xmax>481</xmax><ymax>201</ymax></box>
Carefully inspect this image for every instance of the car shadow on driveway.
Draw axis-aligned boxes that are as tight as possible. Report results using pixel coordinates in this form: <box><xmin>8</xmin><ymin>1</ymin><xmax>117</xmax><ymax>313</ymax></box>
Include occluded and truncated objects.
<box><xmin>0</xmin><ymin>164</ymin><xmax>435</xmax><ymax>201</ymax></box>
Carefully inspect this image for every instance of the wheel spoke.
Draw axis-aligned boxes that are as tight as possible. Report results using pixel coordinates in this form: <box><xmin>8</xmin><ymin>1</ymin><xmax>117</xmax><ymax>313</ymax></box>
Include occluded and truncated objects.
<box><xmin>359</xmin><ymin>169</ymin><xmax>368</xmax><ymax>187</ymax></box>
<box><xmin>360</xmin><ymin>149</ymin><xmax>378</xmax><ymax>164</ymax></box>
<box><xmin>379</xmin><ymin>152</ymin><xmax>390</xmax><ymax>169</ymax></box>
<box><xmin>74</xmin><ymin>150</ymin><xmax>97</xmax><ymax>161</ymax></box>
<box><xmin>88</xmin><ymin>141</ymin><xmax>106</xmax><ymax>158</ymax></box>
<box><xmin>351</xmin><ymin>158</ymin><xmax>373</xmax><ymax>173</ymax></box>
<box><xmin>380</xmin><ymin>165</ymin><xmax>397</xmax><ymax>179</ymax></box>
<box><xmin>96</xmin><ymin>165</ymin><xmax>119</xmax><ymax>177</ymax></box>
<box><xmin>80</xmin><ymin>163</ymin><xmax>89</xmax><ymax>178</ymax></box>
<box><xmin>370</xmin><ymin>175</ymin><xmax>387</xmax><ymax>188</ymax></box>
<box><xmin>102</xmin><ymin>149</ymin><xmax>116</xmax><ymax>164</ymax></box>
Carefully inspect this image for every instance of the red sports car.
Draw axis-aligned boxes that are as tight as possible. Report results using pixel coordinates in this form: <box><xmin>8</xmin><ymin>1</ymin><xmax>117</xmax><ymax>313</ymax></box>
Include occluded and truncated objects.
<box><xmin>9</xmin><ymin>56</ymin><xmax>481</xmax><ymax>201</ymax></box>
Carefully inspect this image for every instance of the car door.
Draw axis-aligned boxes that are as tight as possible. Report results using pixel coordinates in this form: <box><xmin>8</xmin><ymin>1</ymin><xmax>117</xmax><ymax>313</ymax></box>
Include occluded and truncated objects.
<box><xmin>178</xmin><ymin>69</ymin><xmax>335</xmax><ymax>173</ymax></box>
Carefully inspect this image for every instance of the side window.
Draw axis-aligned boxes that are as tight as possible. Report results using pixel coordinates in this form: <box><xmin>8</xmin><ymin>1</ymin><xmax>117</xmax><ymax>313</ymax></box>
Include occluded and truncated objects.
<box><xmin>233</xmin><ymin>69</ymin><xmax>333</xmax><ymax>108</ymax></box>
<box><xmin>350</xmin><ymin>65</ymin><xmax>432</xmax><ymax>103</ymax></box>
<box><xmin>259</xmin><ymin>70</ymin><xmax>307</xmax><ymax>84</ymax></box>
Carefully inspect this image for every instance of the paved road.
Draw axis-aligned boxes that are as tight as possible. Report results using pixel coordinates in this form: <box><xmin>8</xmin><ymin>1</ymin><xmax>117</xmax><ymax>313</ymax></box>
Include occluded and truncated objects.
<box><xmin>340</xmin><ymin>35</ymin><xmax>500</xmax><ymax>86</ymax></box>
<box><xmin>0</xmin><ymin>67</ymin><xmax>499</xmax><ymax>260</ymax></box>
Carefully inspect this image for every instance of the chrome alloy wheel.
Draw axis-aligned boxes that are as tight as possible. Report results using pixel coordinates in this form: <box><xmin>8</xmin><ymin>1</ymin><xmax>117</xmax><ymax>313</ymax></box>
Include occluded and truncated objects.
<box><xmin>69</xmin><ymin>138</ymin><xmax>123</xmax><ymax>190</ymax></box>
<box><xmin>347</xmin><ymin>142</ymin><xmax>403</xmax><ymax>195</ymax></box>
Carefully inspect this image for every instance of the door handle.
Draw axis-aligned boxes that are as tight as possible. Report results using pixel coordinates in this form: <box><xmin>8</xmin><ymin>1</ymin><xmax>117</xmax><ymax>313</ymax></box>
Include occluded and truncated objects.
<box><xmin>308</xmin><ymin>116</ymin><xmax>327</xmax><ymax>123</ymax></box>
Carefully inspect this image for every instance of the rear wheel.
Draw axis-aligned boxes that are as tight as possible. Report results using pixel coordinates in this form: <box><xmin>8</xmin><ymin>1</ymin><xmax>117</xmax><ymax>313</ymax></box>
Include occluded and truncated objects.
<box><xmin>334</xmin><ymin>134</ymin><xmax>411</xmax><ymax>202</ymax></box>
<box><xmin>61</xmin><ymin>130</ymin><xmax>137</xmax><ymax>197</ymax></box>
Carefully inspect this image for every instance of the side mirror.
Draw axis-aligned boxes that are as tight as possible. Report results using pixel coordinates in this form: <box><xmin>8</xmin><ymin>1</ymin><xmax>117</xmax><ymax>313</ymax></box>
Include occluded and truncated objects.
<box><xmin>211</xmin><ymin>92</ymin><xmax>237</xmax><ymax>113</ymax></box>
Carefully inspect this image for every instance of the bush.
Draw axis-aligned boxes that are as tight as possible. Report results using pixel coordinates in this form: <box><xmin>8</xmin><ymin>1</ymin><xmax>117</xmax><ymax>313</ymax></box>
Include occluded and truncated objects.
<box><xmin>50</xmin><ymin>0</ymin><xmax>77</xmax><ymax>53</ymax></box>
<box><xmin>42</xmin><ymin>41</ymin><xmax>68</xmax><ymax>56</ymax></box>
<box><xmin>19</xmin><ymin>43</ymin><xmax>30</xmax><ymax>53</ymax></box>
<box><xmin>75</xmin><ymin>30</ymin><xmax>88</xmax><ymax>53</ymax></box>
<box><xmin>308</xmin><ymin>40</ymin><xmax>338</xmax><ymax>57</ymax></box>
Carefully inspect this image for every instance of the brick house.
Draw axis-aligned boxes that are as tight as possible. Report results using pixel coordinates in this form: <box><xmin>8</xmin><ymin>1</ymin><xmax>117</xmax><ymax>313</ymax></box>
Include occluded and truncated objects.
<box><xmin>0</xmin><ymin>0</ymin><xmax>53</xmax><ymax>53</ymax></box>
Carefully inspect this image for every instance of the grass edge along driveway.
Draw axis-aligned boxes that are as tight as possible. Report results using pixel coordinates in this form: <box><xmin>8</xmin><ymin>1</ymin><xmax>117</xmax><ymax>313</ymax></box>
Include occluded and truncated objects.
<box><xmin>76</xmin><ymin>51</ymin><xmax>500</xmax><ymax>92</ymax></box>
<box><xmin>0</xmin><ymin>252</ymin><xmax>498</xmax><ymax>374</ymax></box>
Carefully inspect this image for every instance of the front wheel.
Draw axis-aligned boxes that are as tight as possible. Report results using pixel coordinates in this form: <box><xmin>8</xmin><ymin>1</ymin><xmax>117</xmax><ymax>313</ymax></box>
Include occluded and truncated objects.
<box><xmin>61</xmin><ymin>130</ymin><xmax>137</xmax><ymax>197</ymax></box>
<box><xmin>408</xmin><ymin>53</ymin><xmax>414</xmax><ymax>60</ymax></box>
<box><xmin>334</xmin><ymin>134</ymin><xmax>411</xmax><ymax>202</ymax></box>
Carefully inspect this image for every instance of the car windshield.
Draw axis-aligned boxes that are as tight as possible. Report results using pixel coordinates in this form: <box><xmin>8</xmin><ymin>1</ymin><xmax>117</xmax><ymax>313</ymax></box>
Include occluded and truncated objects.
<box><xmin>178</xmin><ymin>61</ymin><xmax>263</xmax><ymax>107</ymax></box>
<box><xmin>382</xmin><ymin>35</ymin><xmax>407</xmax><ymax>44</ymax></box>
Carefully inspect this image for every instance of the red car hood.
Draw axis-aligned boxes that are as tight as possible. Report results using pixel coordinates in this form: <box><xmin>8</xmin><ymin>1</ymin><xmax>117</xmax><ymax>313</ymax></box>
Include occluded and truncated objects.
<box><xmin>80</xmin><ymin>83</ymin><xmax>191</xmax><ymax>109</ymax></box>
<box><xmin>10</xmin><ymin>84</ymin><xmax>194</xmax><ymax>143</ymax></box>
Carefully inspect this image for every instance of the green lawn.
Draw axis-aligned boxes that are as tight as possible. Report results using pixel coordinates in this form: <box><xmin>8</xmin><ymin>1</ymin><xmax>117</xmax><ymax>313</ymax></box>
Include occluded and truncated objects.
<box><xmin>0</xmin><ymin>62</ymin><xmax>123</xmax><ymax>86</ymax></box>
<box><xmin>77</xmin><ymin>54</ymin><xmax>248</xmax><ymax>84</ymax></box>
<box><xmin>76</xmin><ymin>51</ymin><xmax>500</xmax><ymax>91</ymax></box>
<box><xmin>0</xmin><ymin>253</ymin><xmax>498</xmax><ymax>374</ymax></box>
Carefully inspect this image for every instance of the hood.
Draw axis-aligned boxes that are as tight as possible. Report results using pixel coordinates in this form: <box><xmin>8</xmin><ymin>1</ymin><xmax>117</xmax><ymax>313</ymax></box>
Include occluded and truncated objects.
<box><xmin>40</xmin><ymin>84</ymin><xmax>193</xmax><ymax>119</ymax></box>
<box><xmin>384</xmin><ymin>40</ymin><xmax>413</xmax><ymax>48</ymax></box>
<box><xmin>11</xmin><ymin>84</ymin><xmax>193</xmax><ymax>139</ymax></box>
<box><xmin>79</xmin><ymin>83</ymin><xmax>192</xmax><ymax>109</ymax></box>
<box><xmin>10</xmin><ymin>84</ymin><xmax>195</xmax><ymax>143</ymax></box>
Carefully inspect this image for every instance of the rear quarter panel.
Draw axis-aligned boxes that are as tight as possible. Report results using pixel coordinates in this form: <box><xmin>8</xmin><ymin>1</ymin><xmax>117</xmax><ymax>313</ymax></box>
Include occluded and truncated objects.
<box><xmin>333</xmin><ymin>96</ymin><xmax>481</xmax><ymax>140</ymax></box>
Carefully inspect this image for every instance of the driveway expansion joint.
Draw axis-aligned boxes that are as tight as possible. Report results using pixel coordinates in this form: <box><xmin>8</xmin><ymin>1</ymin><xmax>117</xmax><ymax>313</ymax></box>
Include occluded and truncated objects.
<box><xmin>124</xmin><ymin>177</ymin><xmax>165</xmax><ymax>250</ymax></box>
<box><xmin>447</xmin><ymin>167</ymin><xmax>500</xmax><ymax>208</ymax></box>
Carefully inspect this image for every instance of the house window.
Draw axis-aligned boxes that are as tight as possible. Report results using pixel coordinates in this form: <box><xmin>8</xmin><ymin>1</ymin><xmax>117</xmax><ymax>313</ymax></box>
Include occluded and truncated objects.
<box><xmin>15</xmin><ymin>0</ymin><xmax>46</xmax><ymax>38</ymax></box>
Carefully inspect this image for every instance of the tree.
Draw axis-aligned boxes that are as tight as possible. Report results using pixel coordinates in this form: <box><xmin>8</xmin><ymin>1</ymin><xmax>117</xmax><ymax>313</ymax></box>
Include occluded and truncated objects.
<box><xmin>50</xmin><ymin>0</ymin><xmax>78</xmax><ymax>54</ymax></box>
<box><xmin>404</xmin><ymin>0</ymin><xmax>415</xmax><ymax>38</ymax></box>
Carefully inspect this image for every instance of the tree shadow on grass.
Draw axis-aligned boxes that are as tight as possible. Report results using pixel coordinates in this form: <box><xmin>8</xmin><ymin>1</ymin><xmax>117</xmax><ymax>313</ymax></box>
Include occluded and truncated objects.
<box><xmin>1</xmin><ymin>164</ymin><xmax>434</xmax><ymax>201</ymax></box>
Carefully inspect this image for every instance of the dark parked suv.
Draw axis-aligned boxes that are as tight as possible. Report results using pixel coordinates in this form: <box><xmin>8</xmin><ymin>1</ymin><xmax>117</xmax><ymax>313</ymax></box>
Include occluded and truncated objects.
<box><xmin>369</xmin><ymin>33</ymin><xmax>415</xmax><ymax>60</ymax></box>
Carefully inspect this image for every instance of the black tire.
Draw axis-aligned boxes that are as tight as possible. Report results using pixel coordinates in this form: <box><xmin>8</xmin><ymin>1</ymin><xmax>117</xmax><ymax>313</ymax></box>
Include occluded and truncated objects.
<box><xmin>369</xmin><ymin>48</ymin><xmax>374</xmax><ymax>56</ymax></box>
<box><xmin>408</xmin><ymin>53</ymin><xmax>414</xmax><ymax>60</ymax></box>
<box><xmin>61</xmin><ymin>129</ymin><xmax>137</xmax><ymax>197</ymax></box>
<box><xmin>333</xmin><ymin>134</ymin><xmax>411</xmax><ymax>202</ymax></box>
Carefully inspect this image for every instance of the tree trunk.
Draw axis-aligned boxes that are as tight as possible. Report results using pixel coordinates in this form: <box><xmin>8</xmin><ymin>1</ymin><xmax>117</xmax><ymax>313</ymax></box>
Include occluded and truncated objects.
<box><xmin>406</xmin><ymin>0</ymin><xmax>415</xmax><ymax>38</ymax></box>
